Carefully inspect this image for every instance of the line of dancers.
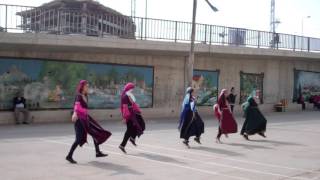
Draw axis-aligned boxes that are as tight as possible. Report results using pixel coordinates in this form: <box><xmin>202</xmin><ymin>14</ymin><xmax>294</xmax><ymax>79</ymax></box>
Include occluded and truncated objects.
<box><xmin>66</xmin><ymin>80</ymin><xmax>267</xmax><ymax>164</ymax></box>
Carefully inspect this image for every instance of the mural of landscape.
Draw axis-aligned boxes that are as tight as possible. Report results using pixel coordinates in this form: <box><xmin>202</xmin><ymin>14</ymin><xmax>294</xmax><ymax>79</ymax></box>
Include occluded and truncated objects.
<box><xmin>293</xmin><ymin>70</ymin><xmax>320</xmax><ymax>102</ymax></box>
<box><xmin>240</xmin><ymin>72</ymin><xmax>264</xmax><ymax>104</ymax></box>
<box><xmin>0</xmin><ymin>58</ymin><xmax>153</xmax><ymax>110</ymax></box>
<box><xmin>192</xmin><ymin>70</ymin><xmax>219</xmax><ymax>106</ymax></box>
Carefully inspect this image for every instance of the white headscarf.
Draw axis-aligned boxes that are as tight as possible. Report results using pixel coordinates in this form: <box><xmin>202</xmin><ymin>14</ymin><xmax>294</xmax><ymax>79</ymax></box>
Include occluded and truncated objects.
<box><xmin>126</xmin><ymin>89</ymin><xmax>136</xmax><ymax>102</ymax></box>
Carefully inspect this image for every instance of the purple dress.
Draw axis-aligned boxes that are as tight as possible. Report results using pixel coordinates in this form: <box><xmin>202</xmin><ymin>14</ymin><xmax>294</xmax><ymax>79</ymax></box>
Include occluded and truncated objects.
<box><xmin>75</xmin><ymin>94</ymin><xmax>111</xmax><ymax>146</ymax></box>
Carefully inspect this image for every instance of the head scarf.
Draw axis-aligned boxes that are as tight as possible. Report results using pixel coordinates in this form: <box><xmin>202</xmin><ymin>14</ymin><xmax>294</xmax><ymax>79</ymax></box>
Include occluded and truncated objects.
<box><xmin>217</xmin><ymin>89</ymin><xmax>228</xmax><ymax>108</ymax></box>
<box><xmin>121</xmin><ymin>83</ymin><xmax>135</xmax><ymax>97</ymax></box>
<box><xmin>181</xmin><ymin>87</ymin><xmax>193</xmax><ymax>108</ymax></box>
<box><xmin>186</xmin><ymin>87</ymin><xmax>192</xmax><ymax>94</ymax></box>
<box><xmin>179</xmin><ymin>87</ymin><xmax>194</xmax><ymax>129</ymax></box>
<box><xmin>218</xmin><ymin>89</ymin><xmax>227</xmax><ymax>101</ymax></box>
<box><xmin>77</xmin><ymin>80</ymin><xmax>88</xmax><ymax>94</ymax></box>
<box><xmin>120</xmin><ymin>83</ymin><xmax>135</xmax><ymax>111</ymax></box>
<box><xmin>242</xmin><ymin>96</ymin><xmax>258</xmax><ymax>113</ymax></box>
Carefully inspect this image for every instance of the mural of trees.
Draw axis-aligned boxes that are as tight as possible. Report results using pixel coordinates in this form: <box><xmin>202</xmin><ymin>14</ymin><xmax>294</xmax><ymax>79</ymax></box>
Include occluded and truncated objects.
<box><xmin>0</xmin><ymin>58</ymin><xmax>153</xmax><ymax>110</ymax></box>
<box><xmin>240</xmin><ymin>72</ymin><xmax>264</xmax><ymax>104</ymax></box>
<box><xmin>293</xmin><ymin>69</ymin><xmax>320</xmax><ymax>102</ymax></box>
<box><xmin>39</xmin><ymin>61</ymin><xmax>88</xmax><ymax>95</ymax></box>
<box><xmin>193</xmin><ymin>70</ymin><xmax>219</xmax><ymax>106</ymax></box>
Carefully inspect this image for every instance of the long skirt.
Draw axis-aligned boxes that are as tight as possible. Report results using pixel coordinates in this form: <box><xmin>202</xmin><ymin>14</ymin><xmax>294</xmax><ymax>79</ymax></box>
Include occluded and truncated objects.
<box><xmin>241</xmin><ymin>107</ymin><xmax>267</xmax><ymax>135</ymax></box>
<box><xmin>180</xmin><ymin>111</ymin><xmax>204</xmax><ymax>140</ymax></box>
<box><xmin>129</xmin><ymin>113</ymin><xmax>146</xmax><ymax>138</ymax></box>
<box><xmin>219</xmin><ymin>109</ymin><xmax>238</xmax><ymax>134</ymax></box>
<box><xmin>78</xmin><ymin>115</ymin><xmax>112</xmax><ymax>146</ymax></box>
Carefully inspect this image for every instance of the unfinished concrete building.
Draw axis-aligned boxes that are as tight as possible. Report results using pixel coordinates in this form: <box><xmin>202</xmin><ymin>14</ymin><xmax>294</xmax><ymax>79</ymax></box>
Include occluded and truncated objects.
<box><xmin>16</xmin><ymin>0</ymin><xmax>136</xmax><ymax>38</ymax></box>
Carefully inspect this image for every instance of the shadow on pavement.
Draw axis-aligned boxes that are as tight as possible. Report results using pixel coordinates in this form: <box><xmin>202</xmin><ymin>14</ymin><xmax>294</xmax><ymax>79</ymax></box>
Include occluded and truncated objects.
<box><xmin>131</xmin><ymin>152</ymin><xmax>185</xmax><ymax>164</ymax></box>
<box><xmin>224</xmin><ymin>142</ymin><xmax>274</xmax><ymax>150</ymax></box>
<box><xmin>87</xmin><ymin>161</ymin><xmax>144</xmax><ymax>176</ymax></box>
<box><xmin>191</xmin><ymin>146</ymin><xmax>244</xmax><ymax>156</ymax></box>
<box><xmin>249</xmin><ymin>139</ymin><xmax>305</xmax><ymax>147</ymax></box>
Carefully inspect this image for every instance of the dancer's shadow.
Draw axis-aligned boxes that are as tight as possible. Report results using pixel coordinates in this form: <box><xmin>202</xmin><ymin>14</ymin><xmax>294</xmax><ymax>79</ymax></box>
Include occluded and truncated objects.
<box><xmin>224</xmin><ymin>143</ymin><xmax>274</xmax><ymax>150</ymax></box>
<box><xmin>87</xmin><ymin>161</ymin><xmax>144</xmax><ymax>176</ymax></box>
<box><xmin>249</xmin><ymin>139</ymin><xmax>304</xmax><ymax>147</ymax></box>
<box><xmin>131</xmin><ymin>152</ymin><xmax>185</xmax><ymax>164</ymax></box>
<box><xmin>191</xmin><ymin>146</ymin><xmax>244</xmax><ymax>156</ymax></box>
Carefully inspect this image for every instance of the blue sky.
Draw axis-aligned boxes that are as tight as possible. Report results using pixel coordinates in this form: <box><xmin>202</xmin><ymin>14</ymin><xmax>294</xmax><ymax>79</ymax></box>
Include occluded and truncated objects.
<box><xmin>1</xmin><ymin>0</ymin><xmax>319</xmax><ymax>37</ymax></box>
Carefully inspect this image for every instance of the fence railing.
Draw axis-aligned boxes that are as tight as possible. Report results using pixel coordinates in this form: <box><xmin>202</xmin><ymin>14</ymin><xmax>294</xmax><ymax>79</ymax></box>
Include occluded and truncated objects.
<box><xmin>1</xmin><ymin>4</ymin><xmax>320</xmax><ymax>52</ymax></box>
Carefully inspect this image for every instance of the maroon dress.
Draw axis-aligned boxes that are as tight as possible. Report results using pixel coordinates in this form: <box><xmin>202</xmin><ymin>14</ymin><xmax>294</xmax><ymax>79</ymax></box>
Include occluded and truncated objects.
<box><xmin>75</xmin><ymin>94</ymin><xmax>111</xmax><ymax>146</ymax></box>
<box><xmin>218</xmin><ymin>96</ymin><xmax>238</xmax><ymax>134</ymax></box>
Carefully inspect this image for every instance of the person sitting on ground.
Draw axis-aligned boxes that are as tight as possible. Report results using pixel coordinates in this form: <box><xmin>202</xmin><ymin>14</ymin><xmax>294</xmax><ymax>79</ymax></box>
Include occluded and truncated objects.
<box><xmin>298</xmin><ymin>94</ymin><xmax>306</xmax><ymax>111</ymax></box>
<box><xmin>13</xmin><ymin>92</ymin><xmax>30</xmax><ymax>124</ymax></box>
<box><xmin>312</xmin><ymin>95</ymin><xmax>320</xmax><ymax>110</ymax></box>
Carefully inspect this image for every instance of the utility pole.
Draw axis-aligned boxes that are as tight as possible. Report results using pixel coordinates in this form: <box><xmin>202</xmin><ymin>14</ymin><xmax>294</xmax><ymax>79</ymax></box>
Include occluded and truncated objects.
<box><xmin>187</xmin><ymin>0</ymin><xmax>218</xmax><ymax>87</ymax></box>
<box><xmin>131</xmin><ymin>0</ymin><xmax>136</xmax><ymax>17</ymax></box>
<box><xmin>187</xmin><ymin>0</ymin><xmax>197</xmax><ymax>87</ymax></box>
<box><xmin>270</xmin><ymin>0</ymin><xmax>280</xmax><ymax>49</ymax></box>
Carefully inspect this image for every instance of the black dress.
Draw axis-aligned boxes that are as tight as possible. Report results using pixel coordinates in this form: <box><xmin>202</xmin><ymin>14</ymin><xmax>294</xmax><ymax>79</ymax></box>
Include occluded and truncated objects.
<box><xmin>180</xmin><ymin>100</ymin><xmax>204</xmax><ymax>140</ymax></box>
<box><xmin>241</xmin><ymin>98</ymin><xmax>267</xmax><ymax>135</ymax></box>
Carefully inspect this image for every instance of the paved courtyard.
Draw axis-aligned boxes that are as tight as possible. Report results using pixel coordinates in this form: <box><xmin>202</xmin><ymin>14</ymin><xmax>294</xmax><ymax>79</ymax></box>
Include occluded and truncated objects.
<box><xmin>0</xmin><ymin>111</ymin><xmax>320</xmax><ymax>180</ymax></box>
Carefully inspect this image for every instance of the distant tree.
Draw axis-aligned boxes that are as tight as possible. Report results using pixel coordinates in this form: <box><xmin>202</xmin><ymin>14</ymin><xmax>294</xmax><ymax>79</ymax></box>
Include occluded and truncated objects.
<box><xmin>39</xmin><ymin>61</ymin><xmax>87</xmax><ymax>95</ymax></box>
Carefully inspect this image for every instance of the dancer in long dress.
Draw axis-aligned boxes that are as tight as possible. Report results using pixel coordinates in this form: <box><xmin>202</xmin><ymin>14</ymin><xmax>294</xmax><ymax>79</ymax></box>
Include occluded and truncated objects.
<box><xmin>119</xmin><ymin>82</ymin><xmax>146</xmax><ymax>154</ymax></box>
<box><xmin>241</xmin><ymin>96</ymin><xmax>267</xmax><ymax>140</ymax></box>
<box><xmin>66</xmin><ymin>80</ymin><xmax>112</xmax><ymax>164</ymax></box>
<box><xmin>213</xmin><ymin>89</ymin><xmax>237</xmax><ymax>143</ymax></box>
<box><xmin>179</xmin><ymin>87</ymin><xmax>204</xmax><ymax>148</ymax></box>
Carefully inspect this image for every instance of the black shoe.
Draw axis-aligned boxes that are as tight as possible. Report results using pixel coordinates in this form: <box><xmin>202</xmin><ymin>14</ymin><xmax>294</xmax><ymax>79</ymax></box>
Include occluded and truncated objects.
<box><xmin>183</xmin><ymin>140</ymin><xmax>190</xmax><ymax>148</ymax></box>
<box><xmin>194</xmin><ymin>137</ymin><xmax>201</xmax><ymax>144</ymax></box>
<box><xmin>96</xmin><ymin>152</ymin><xmax>108</xmax><ymax>158</ymax></box>
<box><xmin>243</xmin><ymin>134</ymin><xmax>250</xmax><ymax>141</ymax></box>
<box><xmin>130</xmin><ymin>138</ymin><xmax>137</xmax><ymax>147</ymax></box>
<box><xmin>66</xmin><ymin>156</ymin><xmax>77</xmax><ymax>164</ymax></box>
<box><xmin>119</xmin><ymin>145</ymin><xmax>127</xmax><ymax>154</ymax></box>
<box><xmin>258</xmin><ymin>132</ymin><xmax>266</xmax><ymax>138</ymax></box>
<box><xmin>22</xmin><ymin>122</ymin><xmax>29</xmax><ymax>125</ymax></box>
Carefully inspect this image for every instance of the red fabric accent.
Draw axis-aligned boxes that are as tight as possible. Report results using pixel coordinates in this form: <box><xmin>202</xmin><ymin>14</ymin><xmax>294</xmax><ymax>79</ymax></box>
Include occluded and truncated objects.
<box><xmin>132</xmin><ymin>102</ymin><xmax>141</xmax><ymax>114</ymax></box>
<box><xmin>74</xmin><ymin>102</ymin><xmax>88</xmax><ymax>120</ymax></box>
<box><xmin>121</xmin><ymin>104</ymin><xmax>131</xmax><ymax>121</ymax></box>
<box><xmin>213</xmin><ymin>104</ymin><xmax>221</xmax><ymax>120</ymax></box>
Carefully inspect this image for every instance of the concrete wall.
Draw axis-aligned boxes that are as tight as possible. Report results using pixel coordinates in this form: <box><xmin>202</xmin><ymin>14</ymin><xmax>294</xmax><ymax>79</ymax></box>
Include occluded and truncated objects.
<box><xmin>0</xmin><ymin>32</ymin><xmax>319</xmax><ymax>124</ymax></box>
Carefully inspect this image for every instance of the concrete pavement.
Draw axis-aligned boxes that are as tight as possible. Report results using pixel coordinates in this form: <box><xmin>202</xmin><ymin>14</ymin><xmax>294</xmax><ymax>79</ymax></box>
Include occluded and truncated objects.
<box><xmin>0</xmin><ymin>111</ymin><xmax>320</xmax><ymax>180</ymax></box>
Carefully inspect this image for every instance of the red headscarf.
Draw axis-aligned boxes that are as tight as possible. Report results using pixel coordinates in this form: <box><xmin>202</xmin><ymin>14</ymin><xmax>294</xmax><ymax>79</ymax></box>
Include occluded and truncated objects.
<box><xmin>120</xmin><ymin>82</ymin><xmax>135</xmax><ymax>113</ymax></box>
<box><xmin>77</xmin><ymin>80</ymin><xmax>88</xmax><ymax>94</ymax></box>
<box><xmin>121</xmin><ymin>83</ymin><xmax>135</xmax><ymax>97</ymax></box>
<box><xmin>120</xmin><ymin>82</ymin><xmax>134</xmax><ymax>118</ymax></box>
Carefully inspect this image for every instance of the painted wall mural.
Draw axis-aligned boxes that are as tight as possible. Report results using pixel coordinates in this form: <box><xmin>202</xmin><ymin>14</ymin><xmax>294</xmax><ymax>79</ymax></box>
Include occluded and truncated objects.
<box><xmin>192</xmin><ymin>70</ymin><xmax>219</xmax><ymax>106</ymax></box>
<box><xmin>293</xmin><ymin>69</ymin><xmax>320</xmax><ymax>102</ymax></box>
<box><xmin>240</xmin><ymin>72</ymin><xmax>264</xmax><ymax>104</ymax></box>
<box><xmin>0</xmin><ymin>58</ymin><xmax>153</xmax><ymax>110</ymax></box>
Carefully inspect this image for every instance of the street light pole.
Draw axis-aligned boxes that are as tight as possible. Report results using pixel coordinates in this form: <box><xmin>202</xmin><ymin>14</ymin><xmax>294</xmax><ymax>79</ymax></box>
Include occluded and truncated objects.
<box><xmin>144</xmin><ymin>0</ymin><xmax>148</xmax><ymax>39</ymax></box>
<box><xmin>301</xmin><ymin>16</ymin><xmax>311</xmax><ymax>50</ymax></box>
<box><xmin>187</xmin><ymin>0</ymin><xmax>218</xmax><ymax>87</ymax></box>
<box><xmin>187</xmin><ymin>0</ymin><xmax>197</xmax><ymax>87</ymax></box>
<box><xmin>145</xmin><ymin>0</ymin><xmax>148</xmax><ymax>19</ymax></box>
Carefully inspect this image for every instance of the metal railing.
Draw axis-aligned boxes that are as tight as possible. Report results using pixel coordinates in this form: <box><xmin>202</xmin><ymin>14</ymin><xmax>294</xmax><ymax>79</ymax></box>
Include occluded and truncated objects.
<box><xmin>1</xmin><ymin>4</ymin><xmax>320</xmax><ymax>52</ymax></box>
